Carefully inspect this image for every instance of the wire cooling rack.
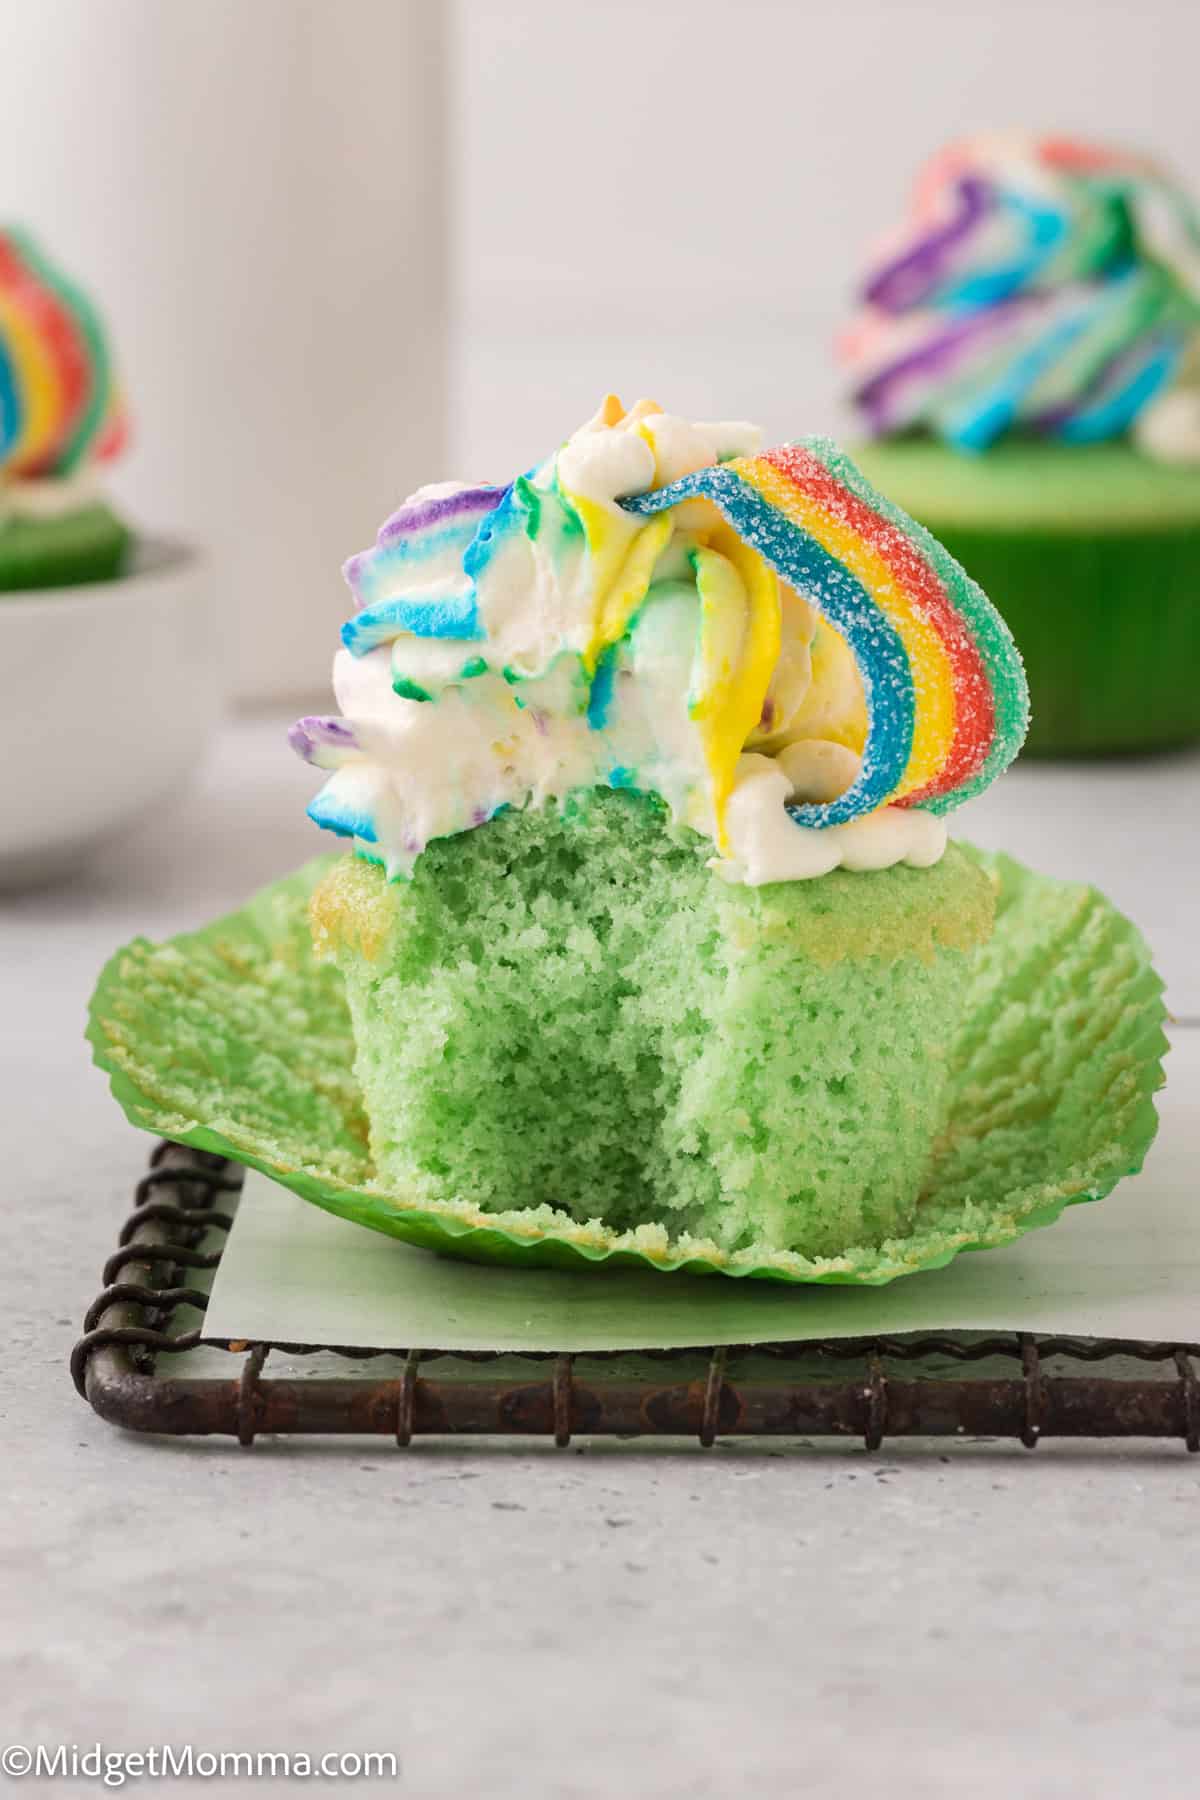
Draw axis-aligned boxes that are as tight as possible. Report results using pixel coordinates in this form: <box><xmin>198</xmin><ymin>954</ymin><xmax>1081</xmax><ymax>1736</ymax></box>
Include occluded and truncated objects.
<box><xmin>72</xmin><ymin>1142</ymin><xmax>1200</xmax><ymax>1452</ymax></box>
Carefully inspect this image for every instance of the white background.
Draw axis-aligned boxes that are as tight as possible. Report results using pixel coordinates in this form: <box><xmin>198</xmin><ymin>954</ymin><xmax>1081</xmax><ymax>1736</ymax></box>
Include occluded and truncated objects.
<box><xmin>2</xmin><ymin>15</ymin><xmax>1199</xmax><ymax>1782</ymax></box>
<box><xmin>452</xmin><ymin>0</ymin><xmax>1200</xmax><ymax>471</ymax></box>
<box><xmin>0</xmin><ymin>0</ymin><xmax>449</xmax><ymax>699</ymax></box>
<box><xmin>2</xmin><ymin>0</ymin><xmax>1199</xmax><ymax>697</ymax></box>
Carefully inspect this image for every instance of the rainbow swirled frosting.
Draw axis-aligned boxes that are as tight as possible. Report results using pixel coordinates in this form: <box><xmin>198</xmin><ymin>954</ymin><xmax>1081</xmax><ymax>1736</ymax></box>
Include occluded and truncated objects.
<box><xmin>0</xmin><ymin>226</ymin><xmax>128</xmax><ymax>481</ymax></box>
<box><xmin>293</xmin><ymin>399</ymin><xmax>1027</xmax><ymax>886</ymax></box>
<box><xmin>843</xmin><ymin>133</ymin><xmax>1200</xmax><ymax>453</ymax></box>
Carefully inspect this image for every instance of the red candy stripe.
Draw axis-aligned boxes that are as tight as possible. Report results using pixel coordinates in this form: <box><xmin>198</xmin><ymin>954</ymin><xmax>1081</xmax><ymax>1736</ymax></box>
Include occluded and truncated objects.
<box><xmin>762</xmin><ymin>444</ymin><xmax>995</xmax><ymax>804</ymax></box>
<box><xmin>0</xmin><ymin>233</ymin><xmax>92</xmax><ymax>475</ymax></box>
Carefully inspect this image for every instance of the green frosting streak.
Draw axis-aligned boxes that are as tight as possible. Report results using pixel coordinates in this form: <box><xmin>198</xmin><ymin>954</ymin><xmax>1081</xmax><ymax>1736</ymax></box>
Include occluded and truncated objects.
<box><xmin>513</xmin><ymin>473</ymin><xmax>541</xmax><ymax>537</ymax></box>
<box><xmin>552</xmin><ymin>472</ymin><xmax>585</xmax><ymax>538</ymax></box>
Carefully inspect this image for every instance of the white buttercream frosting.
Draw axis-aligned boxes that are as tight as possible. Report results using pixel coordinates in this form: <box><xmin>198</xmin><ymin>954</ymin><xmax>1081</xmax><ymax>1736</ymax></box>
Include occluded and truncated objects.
<box><xmin>1133</xmin><ymin>359</ymin><xmax>1200</xmax><ymax>463</ymax></box>
<box><xmin>293</xmin><ymin>401</ymin><xmax>949</xmax><ymax>885</ymax></box>
<box><xmin>0</xmin><ymin>470</ymin><xmax>102</xmax><ymax>523</ymax></box>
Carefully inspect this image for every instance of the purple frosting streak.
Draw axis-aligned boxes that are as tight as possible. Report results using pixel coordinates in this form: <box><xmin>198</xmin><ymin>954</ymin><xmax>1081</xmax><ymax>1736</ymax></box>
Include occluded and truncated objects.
<box><xmin>289</xmin><ymin>716</ymin><xmax>360</xmax><ymax>764</ymax></box>
<box><xmin>855</xmin><ymin>295</ymin><xmax>1038</xmax><ymax>433</ymax></box>
<box><xmin>378</xmin><ymin>483</ymin><xmax>507</xmax><ymax>546</ymax></box>
<box><xmin>864</xmin><ymin>176</ymin><xmax>991</xmax><ymax>315</ymax></box>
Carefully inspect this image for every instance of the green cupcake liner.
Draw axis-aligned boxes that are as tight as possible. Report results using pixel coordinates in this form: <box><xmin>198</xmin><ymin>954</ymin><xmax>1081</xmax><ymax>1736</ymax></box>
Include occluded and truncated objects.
<box><xmin>924</xmin><ymin>519</ymin><xmax>1200</xmax><ymax>756</ymax></box>
<box><xmin>0</xmin><ymin>503</ymin><xmax>133</xmax><ymax>593</ymax></box>
<box><xmin>86</xmin><ymin>849</ymin><xmax>1173</xmax><ymax>1288</ymax></box>
<box><xmin>86</xmin><ymin>846</ymin><xmax>1167</xmax><ymax>1287</ymax></box>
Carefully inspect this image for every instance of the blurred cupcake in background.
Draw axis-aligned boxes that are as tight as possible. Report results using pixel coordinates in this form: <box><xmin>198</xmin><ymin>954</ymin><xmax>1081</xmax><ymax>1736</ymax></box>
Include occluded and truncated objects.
<box><xmin>0</xmin><ymin>227</ymin><xmax>133</xmax><ymax>590</ymax></box>
<box><xmin>842</xmin><ymin>134</ymin><xmax>1200</xmax><ymax>756</ymax></box>
<box><xmin>1</xmin><ymin>227</ymin><xmax>219</xmax><ymax>886</ymax></box>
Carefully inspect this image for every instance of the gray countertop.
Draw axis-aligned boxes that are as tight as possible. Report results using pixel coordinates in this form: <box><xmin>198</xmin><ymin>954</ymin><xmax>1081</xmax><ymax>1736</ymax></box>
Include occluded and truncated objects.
<box><xmin>4</xmin><ymin>713</ymin><xmax>1199</xmax><ymax>1798</ymax></box>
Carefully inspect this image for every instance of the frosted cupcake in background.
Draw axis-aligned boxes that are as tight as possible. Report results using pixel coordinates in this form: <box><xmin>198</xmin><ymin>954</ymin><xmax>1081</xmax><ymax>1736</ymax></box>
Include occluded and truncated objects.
<box><xmin>0</xmin><ymin>228</ymin><xmax>222</xmax><ymax>888</ymax></box>
<box><xmin>842</xmin><ymin>134</ymin><xmax>1200</xmax><ymax>755</ymax></box>
<box><xmin>0</xmin><ymin>226</ymin><xmax>132</xmax><ymax>591</ymax></box>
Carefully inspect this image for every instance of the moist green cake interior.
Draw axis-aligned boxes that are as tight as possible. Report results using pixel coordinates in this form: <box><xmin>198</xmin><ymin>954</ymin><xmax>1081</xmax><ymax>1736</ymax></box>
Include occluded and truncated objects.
<box><xmin>852</xmin><ymin>438</ymin><xmax>1200</xmax><ymax>533</ymax></box>
<box><xmin>87</xmin><ymin>840</ymin><xmax>1167</xmax><ymax>1283</ymax></box>
<box><xmin>313</xmin><ymin>794</ymin><xmax>994</xmax><ymax>1260</ymax></box>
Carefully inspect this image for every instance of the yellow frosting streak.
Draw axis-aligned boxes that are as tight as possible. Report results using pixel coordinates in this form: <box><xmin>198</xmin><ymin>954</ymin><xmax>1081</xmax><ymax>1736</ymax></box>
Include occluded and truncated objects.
<box><xmin>690</xmin><ymin>526</ymin><xmax>782</xmax><ymax>848</ymax></box>
<box><xmin>596</xmin><ymin>392</ymin><xmax>626</xmax><ymax>427</ymax></box>
<box><xmin>0</xmin><ymin>286</ymin><xmax>62</xmax><ymax>471</ymax></box>
<box><xmin>575</xmin><ymin>502</ymin><xmax>672</xmax><ymax>671</ymax></box>
<box><xmin>805</xmin><ymin>619</ymin><xmax>869</xmax><ymax>754</ymax></box>
<box><xmin>742</xmin><ymin>459</ymin><xmax>954</xmax><ymax>798</ymax></box>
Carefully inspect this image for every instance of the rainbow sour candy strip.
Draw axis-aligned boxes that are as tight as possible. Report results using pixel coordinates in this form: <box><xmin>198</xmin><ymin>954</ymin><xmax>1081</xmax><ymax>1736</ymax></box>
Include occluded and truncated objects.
<box><xmin>623</xmin><ymin>437</ymin><xmax>1028</xmax><ymax>827</ymax></box>
<box><xmin>0</xmin><ymin>228</ymin><xmax>125</xmax><ymax>477</ymax></box>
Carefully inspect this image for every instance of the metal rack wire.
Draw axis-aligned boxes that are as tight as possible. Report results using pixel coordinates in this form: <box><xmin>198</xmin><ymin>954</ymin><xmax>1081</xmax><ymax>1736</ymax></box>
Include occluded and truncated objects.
<box><xmin>72</xmin><ymin>1141</ymin><xmax>1200</xmax><ymax>1452</ymax></box>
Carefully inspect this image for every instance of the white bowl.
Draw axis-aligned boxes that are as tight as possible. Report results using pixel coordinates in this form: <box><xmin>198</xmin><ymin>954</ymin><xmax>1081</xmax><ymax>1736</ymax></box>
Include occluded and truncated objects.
<box><xmin>1</xmin><ymin>541</ymin><xmax>223</xmax><ymax>887</ymax></box>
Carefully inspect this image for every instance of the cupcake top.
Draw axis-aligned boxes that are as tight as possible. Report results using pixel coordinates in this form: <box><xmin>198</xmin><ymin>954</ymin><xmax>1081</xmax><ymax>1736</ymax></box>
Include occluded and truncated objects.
<box><xmin>842</xmin><ymin>133</ymin><xmax>1200</xmax><ymax>460</ymax></box>
<box><xmin>0</xmin><ymin>227</ymin><xmax>129</xmax><ymax>515</ymax></box>
<box><xmin>293</xmin><ymin>398</ymin><xmax>1027</xmax><ymax>885</ymax></box>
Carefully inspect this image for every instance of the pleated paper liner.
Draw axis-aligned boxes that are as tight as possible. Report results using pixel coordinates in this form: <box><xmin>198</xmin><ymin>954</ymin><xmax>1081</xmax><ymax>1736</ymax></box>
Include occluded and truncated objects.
<box><xmin>87</xmin><ymin>846</ymin><xmax>1168</xmax><ymax>1287</ymax></box>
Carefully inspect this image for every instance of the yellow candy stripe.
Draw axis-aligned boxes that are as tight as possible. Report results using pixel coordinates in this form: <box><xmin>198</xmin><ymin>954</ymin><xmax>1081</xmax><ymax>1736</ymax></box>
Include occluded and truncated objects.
<box><xmin>0</xmin><ymin>285</ymin><xmax>62</xmax><ymax>473</ymax></box>
<box><xmin>739</xmin><ymin>458</ymin><xmax>955</xmax><ymax>799</ymax></box>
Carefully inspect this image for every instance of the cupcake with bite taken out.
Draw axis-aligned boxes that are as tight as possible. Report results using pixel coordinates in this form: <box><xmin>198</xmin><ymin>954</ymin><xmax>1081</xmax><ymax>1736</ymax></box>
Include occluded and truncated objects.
<box><xmin>842</xmin><ymin>133</ymin><xmax>1200</xmax><ymax>755</ymax></box>
<box><xmin>289</xmin><ymin>397</ymin><xmax>1028</xmax><ymax>1264</ymax></box>
<box><xmin>87</xmin><ymin>396</ymin><xmax>1167</xmax><ymax>1283</ymax></box>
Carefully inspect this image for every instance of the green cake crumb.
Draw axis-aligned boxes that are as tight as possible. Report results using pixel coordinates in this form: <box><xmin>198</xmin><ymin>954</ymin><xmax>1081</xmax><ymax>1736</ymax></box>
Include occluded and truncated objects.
<box><xmin>312</xmin><ymin>793</ymin><xmax>995</xmax><ymax>1259</ymax></box>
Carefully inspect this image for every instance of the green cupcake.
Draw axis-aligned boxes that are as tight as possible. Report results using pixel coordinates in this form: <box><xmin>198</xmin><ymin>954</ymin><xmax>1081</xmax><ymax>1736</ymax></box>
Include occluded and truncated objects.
<box><xmin>0</xmin><ymin>225</ymin><xmax>133</xmax><ymax>593</ymax></box>
<box><xmin>87</xmin><ymin>839</ymin><xmax>1165</xmax><ymax>1285</ymax></box>
<box><xmin>275</xmin><ymin>395</ymin><xmax>1038</xmax><ymax>1273</ymax></box>
<box><xmin>842</xmin><ymin>132</ymin><xmax>1200</xmax><ymax>755</ymax></box>
<box><xmin>90</xmin><ymin>400</ymin><xmax>1162</xmax><ymax>1282</ymax></box>
<box><xmin>312</xmin><ymin>794</ymin><xmax>995</xmax><ymax>1262</ymax></box>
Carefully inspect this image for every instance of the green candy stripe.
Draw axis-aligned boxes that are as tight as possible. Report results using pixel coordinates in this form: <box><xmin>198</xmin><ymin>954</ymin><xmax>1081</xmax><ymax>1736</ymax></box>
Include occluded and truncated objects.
<box><xmin>805</xmin><ymin>437</ymin><xmax>1030</xmax><ymax>813</ymax></box>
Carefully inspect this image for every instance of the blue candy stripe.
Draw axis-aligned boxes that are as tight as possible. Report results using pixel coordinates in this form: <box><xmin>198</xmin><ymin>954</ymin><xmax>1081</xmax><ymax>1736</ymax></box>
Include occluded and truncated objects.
<box><xmin>623</xmin><ymin>466</ymin><xmax>914</xmax><ymax>828</ymax></box>
<box><xmin>809</xmin><ymin>437</ymin><xmax>1028</xmax><ymax>814</ymax></box>
<box><xmin>0</xmin><ymin>335</ymin><xmax>18</xmax><ymax>458</ymax></box>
